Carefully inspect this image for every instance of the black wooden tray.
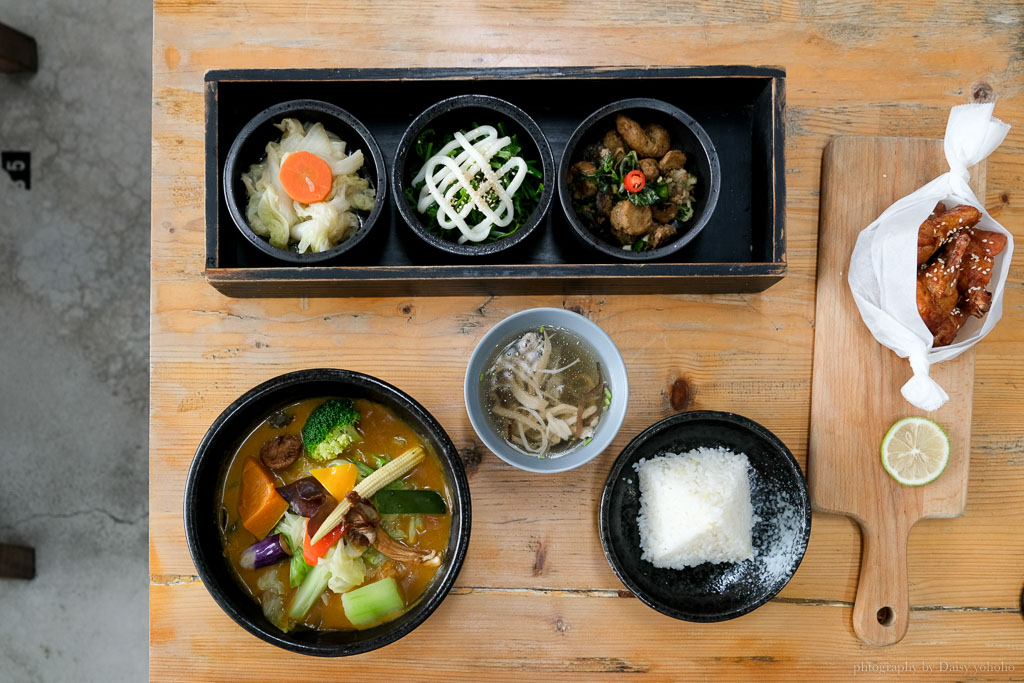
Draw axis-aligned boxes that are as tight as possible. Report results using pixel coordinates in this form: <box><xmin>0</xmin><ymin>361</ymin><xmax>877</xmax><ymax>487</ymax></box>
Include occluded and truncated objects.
<box><xmin>205</xmin><ymin>66</ymin><xmax>786</xmax><ymax>297</ymax></box>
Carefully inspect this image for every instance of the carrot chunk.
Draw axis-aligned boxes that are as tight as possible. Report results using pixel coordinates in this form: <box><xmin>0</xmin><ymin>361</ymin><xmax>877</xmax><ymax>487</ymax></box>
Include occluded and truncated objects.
<box><xmin>238</xmin><ymin>458</ymin><xmax>289</xmax><ymax>538</ymax></box>
<box><xmin>278</xmin><ymin>151</ymin><xmax>333</xmax><ymax>204</ymax></box>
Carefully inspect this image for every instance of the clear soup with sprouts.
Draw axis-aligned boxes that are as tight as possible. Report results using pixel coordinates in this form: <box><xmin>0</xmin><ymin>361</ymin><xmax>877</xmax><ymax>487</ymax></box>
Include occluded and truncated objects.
<box><xmin>481</xmin><ymin>326</ymin><xmax>609</xmax><ymax>458</ymax></box>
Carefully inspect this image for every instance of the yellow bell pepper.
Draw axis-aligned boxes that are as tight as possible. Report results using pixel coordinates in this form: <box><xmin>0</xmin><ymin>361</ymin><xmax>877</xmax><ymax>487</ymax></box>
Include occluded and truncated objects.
<box><xmin>310</xmin><ymin>462</ymin><xmax>358</xmax><ymax>501</ymax></box>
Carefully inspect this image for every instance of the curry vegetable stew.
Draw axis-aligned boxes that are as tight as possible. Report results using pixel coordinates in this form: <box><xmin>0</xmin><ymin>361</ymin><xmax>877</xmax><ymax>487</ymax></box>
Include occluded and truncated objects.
<box><xmin>218</xmin><ymin>397</ymin><xmax>452</xmax><ymax>632</ymax></box>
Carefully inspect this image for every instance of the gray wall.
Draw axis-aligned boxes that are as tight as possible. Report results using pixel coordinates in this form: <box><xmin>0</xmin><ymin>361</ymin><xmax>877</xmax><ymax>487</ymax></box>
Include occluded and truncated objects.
<box><xmin>0</xmin><ymin>2</ymin><xmax>150</xmax><ymax>680</ymax></box>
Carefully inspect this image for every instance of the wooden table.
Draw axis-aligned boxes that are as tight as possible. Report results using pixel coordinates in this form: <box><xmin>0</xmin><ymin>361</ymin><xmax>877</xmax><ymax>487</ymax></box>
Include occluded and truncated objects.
<box><xmin>151</xmin><ymin>2</ymin><xmax>1024</xmax><ymax>679</ymax></box>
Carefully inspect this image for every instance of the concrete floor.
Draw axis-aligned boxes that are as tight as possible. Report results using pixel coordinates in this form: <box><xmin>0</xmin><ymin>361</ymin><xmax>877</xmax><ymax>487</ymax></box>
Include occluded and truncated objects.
<box><xmin>0</xmin><ymin>2</ymin><xmax>150</xmax><ymax>681</ymax></box>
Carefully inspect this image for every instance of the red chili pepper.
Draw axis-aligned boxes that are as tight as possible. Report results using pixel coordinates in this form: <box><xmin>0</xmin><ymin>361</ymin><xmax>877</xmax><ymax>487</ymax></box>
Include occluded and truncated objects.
<box><xmin>624</xmin><ymin>170</ymin><xmax>645</xmax><ymax>193</ymax></box>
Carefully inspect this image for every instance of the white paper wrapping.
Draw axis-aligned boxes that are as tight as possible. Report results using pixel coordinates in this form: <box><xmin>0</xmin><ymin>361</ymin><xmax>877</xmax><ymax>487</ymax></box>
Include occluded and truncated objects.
<box><xmin>847</xmin><ymin>103</ymin><xmax>1013</xmax><ymax>411</ymax></box>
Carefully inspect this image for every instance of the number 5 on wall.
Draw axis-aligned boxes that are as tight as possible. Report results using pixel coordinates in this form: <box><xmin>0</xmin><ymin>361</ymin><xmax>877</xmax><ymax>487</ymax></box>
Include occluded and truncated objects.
<box><xmin>1</xmin><ymin>152</ymin><xmax>31</xmax><ymax>190</ymax></box>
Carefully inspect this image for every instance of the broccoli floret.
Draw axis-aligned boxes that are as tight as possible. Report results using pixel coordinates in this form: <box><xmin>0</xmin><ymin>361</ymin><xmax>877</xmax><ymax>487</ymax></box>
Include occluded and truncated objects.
<box><xmin>301</xmin><ymin>399</ymin><xmax>362</xmax><ymax>462</ymax></box>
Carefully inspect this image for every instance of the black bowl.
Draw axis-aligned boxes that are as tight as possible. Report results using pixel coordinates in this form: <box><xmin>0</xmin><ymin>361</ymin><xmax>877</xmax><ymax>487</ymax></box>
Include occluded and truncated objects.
<box><xmin>223</xmin><ymin>99</ymin><xmax>387</xmax><ymax>264</ymax></box>
<box><xmin>558</xmin><ymin>98</ymin><xmax>721</xmax><ymax>261</ymax></box>
<box><xmin>392</xmin><ymin>94</ymin><xmax>554</xmax><ymax>257</ymax></box>
<box><xmin>183</xmin><ymin>369</ymin><xmax>471</xmax><ymax>656</ymax></box>
<box><xmin>599</xmin><ymin>411</ymin><xmax>810</xmax><ymax>622</ymax></box>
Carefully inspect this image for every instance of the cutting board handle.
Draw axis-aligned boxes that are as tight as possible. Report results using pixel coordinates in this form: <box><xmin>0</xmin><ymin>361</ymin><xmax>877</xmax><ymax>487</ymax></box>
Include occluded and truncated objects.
<box><xmin>852</xmin><ymin>513</ymin><xmax>911</xmax><ymax>646</ymax></box>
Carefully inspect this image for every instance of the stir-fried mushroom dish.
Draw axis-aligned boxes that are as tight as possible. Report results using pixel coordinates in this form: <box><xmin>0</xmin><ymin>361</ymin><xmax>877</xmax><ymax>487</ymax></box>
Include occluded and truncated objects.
<box><xmin>568</xmin><ymin>114</ymin><xmax>697</xmax><ymax>252</ymax></box>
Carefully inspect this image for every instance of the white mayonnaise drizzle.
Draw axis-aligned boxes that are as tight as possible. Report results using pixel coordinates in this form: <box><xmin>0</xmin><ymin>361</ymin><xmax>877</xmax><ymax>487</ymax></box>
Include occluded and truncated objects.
<box><xmin>412</xmin><ymin>125</ymin><xmax>528</xmax><ymax>243</ymax></box>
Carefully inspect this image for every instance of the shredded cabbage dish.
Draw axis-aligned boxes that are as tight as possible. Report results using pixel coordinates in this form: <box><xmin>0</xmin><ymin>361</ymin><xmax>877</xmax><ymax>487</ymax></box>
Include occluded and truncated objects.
<box><xmin>241</xmin><ymin>118</ymin><xmax>376</xmax><ymax>254</ymax></box>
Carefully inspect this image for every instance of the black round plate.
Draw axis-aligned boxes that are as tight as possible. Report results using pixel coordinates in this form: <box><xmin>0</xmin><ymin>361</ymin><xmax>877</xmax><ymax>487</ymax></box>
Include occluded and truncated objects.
<box><xmin>183</xmin><ymin>369</ymin><xmax>471</xmax><ymax>656</ymax></box>
<box><xmin>599</xmin><ymin>411</ymin><xmax>811</xmax><ymax>622</ymax></box>
<box><xmin>222</xmin><ymin>99</ymin><xmax>387</xmax><ymax>264</ymax></box>
<box><xmin>558</xmin><ymin>98</ymin><xmax>721</xmax><ymax>261</ymax></box>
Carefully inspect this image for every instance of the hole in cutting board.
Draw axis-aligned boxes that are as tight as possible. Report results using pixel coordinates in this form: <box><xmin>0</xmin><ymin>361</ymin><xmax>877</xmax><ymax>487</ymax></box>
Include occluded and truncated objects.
<box><xmin>877</xmin><ymin>606</ymin><xmax>895</xmax><ymax>627</ymax></box>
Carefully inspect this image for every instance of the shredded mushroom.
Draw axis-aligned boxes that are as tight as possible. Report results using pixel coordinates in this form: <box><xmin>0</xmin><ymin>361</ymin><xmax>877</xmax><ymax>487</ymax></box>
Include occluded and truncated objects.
<box><xmin>485</xmin><ymin>329</ymin><xmax>605</xmax><ymax>457</ymax></box>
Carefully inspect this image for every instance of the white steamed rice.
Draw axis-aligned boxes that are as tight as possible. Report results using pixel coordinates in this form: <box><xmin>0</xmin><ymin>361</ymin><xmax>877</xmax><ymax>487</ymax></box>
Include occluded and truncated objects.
<box><xmin>634</xmin><ymin>447</ymin><xmax>754</xmax><ymax>569</ymax></box>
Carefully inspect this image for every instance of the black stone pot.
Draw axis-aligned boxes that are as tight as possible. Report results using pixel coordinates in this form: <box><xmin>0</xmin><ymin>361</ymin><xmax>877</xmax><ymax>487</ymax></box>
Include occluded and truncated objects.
<box><xmin>599</xmin><ymin>410</ymin><xmax>810</xmax><ymax>622</ymax></box>
<box><xmin>223</xmin><ymin>99</ymin><xmax>387</xmax><ymax>264</ymax></box>
<box><xmin>392</xmin><ymin>94</ymin><xmax>554</xmax><ymax>257</ymax></box>
<box><xmin>184</xmin><ymin>368</ymin><xmax>471</xmax><ymax>656</ymax></box>
<box><xmin>558</xmin><ymin>98</ymin><xmax>721</xmax><ymax>261</ymax></box>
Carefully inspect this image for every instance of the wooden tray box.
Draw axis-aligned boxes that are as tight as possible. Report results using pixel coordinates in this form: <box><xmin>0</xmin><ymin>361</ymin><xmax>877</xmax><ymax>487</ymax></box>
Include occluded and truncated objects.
<box><xmin>204</xmin><ymin>66</ymin><xmax>786</xmax><ymax>297</ymax></box>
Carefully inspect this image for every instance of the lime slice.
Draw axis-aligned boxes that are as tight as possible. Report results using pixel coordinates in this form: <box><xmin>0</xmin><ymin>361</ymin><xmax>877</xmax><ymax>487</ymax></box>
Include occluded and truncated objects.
<box><xmin>881</xmin><ymin>417</ymin><xmax>950</xmax><ymax>486</ymax></box>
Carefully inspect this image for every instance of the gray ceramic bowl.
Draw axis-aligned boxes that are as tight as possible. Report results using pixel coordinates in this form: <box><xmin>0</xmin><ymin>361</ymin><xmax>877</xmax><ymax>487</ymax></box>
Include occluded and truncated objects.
<box><xmin>464</xmin><ymin>308</ymin><xmax>628</xmax><ymax>473</ymax></box>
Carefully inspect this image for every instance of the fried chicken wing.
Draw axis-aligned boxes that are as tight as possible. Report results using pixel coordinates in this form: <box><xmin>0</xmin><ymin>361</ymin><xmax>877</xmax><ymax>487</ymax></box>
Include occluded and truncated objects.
<box><xmin>957</xmin><ymin>228</ymin><xmax>1007</xmax><ymax>317</ymax></box>
<box><xmin>917</xmin><ymin>203</ymin><xmax>982</xmax><ymax>265</ymax></box>
<box><xmin>917</xmin><ymin>231</ymin><xmax>971</xmax><ymax>346</ymax></box>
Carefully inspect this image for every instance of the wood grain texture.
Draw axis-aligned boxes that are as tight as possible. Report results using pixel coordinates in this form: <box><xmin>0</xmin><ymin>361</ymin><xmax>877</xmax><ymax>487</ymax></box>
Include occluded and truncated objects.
<box><xmin>810</xmin><ymin>137</ymin><xmax>983</xmax><ymax>646</ymax></box>
<box><xmin>151</xmin><ymin>582</ymin><xmax>1024</xmax><ymax>681</ymax></box>
<box><xmin>152</xmin><ymin>0</ymin><xmax>1024</xmax><ymax>679</ymax></box>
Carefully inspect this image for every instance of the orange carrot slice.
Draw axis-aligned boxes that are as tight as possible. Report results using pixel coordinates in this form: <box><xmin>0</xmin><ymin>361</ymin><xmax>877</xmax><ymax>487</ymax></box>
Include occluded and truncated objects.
<box><xmin>238</xmin><ymin>458</ymin><xmax>289</xmax><ymax>539</ymax></box>
<box><xmin>279</xmin><ymin>151</ymin><xmax>333</xmax><ymax>204</ymax></box>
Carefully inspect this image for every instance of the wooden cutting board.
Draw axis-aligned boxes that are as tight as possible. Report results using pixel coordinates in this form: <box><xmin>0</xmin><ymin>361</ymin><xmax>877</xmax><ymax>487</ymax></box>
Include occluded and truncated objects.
<box><xmin>809</xmin><ymin>136</ymin><xmax>983</xmax><ymax>647</ymax></box>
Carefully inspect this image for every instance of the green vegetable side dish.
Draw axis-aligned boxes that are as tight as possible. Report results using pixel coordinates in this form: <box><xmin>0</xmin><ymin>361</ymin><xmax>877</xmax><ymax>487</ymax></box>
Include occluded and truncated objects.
<box><xmin>301</xmin><ymin>398</ymin><xmax>362</xmax><ymax>462</ymax></box>
<box><xmin>405</xmin><ymin>121</ymin><xmax>544</xmax><ymax>245</ymax></box>
<box><xmin>567</xmin><ymin>113</ymin><xmax>697</xmax><ymax>253</ymax></box>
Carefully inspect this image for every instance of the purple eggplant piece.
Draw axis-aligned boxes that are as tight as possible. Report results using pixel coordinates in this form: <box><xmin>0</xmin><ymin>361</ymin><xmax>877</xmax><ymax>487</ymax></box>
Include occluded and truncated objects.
<box><xmin>239</xmin><ymin>533</ymin><xmax>291</xmax><ymax>570</ymax></box>
<box><xmin>276</xmin><ymin>477</ymin><xmax>332</xmax><ymax>517</ymax></box>
<box><xmin>307</xmin><ymin>497</ymin><xmax>340</xmax><ymax>539</ymax></box>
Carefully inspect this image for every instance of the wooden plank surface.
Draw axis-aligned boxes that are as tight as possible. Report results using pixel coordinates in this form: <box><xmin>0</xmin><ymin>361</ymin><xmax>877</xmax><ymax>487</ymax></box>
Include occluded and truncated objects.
<box><xmin>810</xmin><ymin>137</ymin><xmax>982</xmax><ymax>646</ymax></box>
<box><xmin>151</xmin><ymin>1</ymin><xmax>1024</xmax><ymax>679</ymax></box>
<box><xmin>152</xmin><ymin>582</ymin><xmax>1024</xmax><ymax>681</ymax></box>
